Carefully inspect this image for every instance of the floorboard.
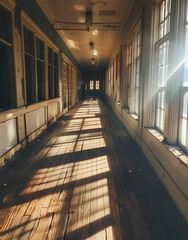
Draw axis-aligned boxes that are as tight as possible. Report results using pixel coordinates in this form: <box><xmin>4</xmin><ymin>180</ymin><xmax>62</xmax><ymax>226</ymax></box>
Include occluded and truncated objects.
<box><xmin>0</xmin><ymin>99</ymin><xmax>188</xmax><ymax>240</ymax></box>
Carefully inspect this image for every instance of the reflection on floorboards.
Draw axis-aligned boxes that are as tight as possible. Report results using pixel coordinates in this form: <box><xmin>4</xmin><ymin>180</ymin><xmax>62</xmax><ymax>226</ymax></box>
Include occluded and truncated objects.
<box><xmin>0</xmin><ymin>98</ymin><xmax>188</xmax><ymax>240</ymax></box>
<box><xmin>0</xmin><ymin>99</ymin><xmax>121</xmax><ymax>240</ymax></box>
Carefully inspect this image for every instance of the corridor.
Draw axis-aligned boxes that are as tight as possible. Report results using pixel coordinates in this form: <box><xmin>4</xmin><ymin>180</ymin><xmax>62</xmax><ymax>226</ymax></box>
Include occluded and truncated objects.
<box><xmin>0</xmin><ymin>99</ymin><xmax>188</xmax><ymax>240</ymax></box>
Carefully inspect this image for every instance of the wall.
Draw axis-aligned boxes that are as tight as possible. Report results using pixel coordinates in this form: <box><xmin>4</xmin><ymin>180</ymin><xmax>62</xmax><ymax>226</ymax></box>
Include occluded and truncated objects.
<box><xmin>0</xmin><ymin>0</ymin><xmax>82</xmax><ymax>168</ymax></box>
<box><xmin>105</xmin><ymin>0</ymin><xmax>188</xmax><ymax>223</ymax></box>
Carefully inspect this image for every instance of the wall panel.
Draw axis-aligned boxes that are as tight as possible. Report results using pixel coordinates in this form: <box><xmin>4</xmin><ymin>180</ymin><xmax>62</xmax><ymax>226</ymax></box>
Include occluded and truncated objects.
<box><xmin>26</xmin><ymin>107</ymin><xmax>45</xmax><ymax>135</ymax></box>
<box><xmin>0</xmin><ymin>119</ymin><xmax>17</xmax><ymax>157</ymax></box>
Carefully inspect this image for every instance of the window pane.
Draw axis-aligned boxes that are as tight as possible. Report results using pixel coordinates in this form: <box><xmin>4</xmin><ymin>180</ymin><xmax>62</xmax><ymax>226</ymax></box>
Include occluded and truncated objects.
<box><xmin>36</xmin><ymin>38</ymin><xmax>44</xmax><ymax>60</ymax></box>
<box><xmin>156</xmin><ymin>90</ymin><xmax>166</xmax><ymax>132</ymax></box>
<box><xmin>159</xmin><ymin>0</ymin><xmax>171</xmax><ymax>39</ymax></box>
<box><xmin>183</xmin><ymin>93</ymin><xmax>188</xmax><ymax>118</ymax></box>
<box><xmin>184</xmin><ymin>25</ymin><xmax>188</xmax><ymax>86</ymax></box>
<box><xmin>96</xmin><ymin>80</ymin><xmax>100</xmax><ymax>90</ymax></box>
<box><xmin>24</xmin><ymin>27</ymin><xmax>34</xmax><ymax>55</ymax></box>
<box><xmin>181</xmin><ymin>119</ymin><xmax>187</xmax><ymax>145</ymax></box>
<box><xmin>48</xmin><ymin>65</ymin><xmax>53</xmax><ymax>99</ymax></box>
<box><xmin>0</xmin><ymin>43</ymin><xmax>11</xmax><ymax>108</ymax></box>
<box><xmin>90</xmin><ymin>80</ymin><xmax>94</xmax><ymax>90</ymax></box>
<box><xmin>25</xmin><ymin>54</ymin><xmax>35</xmax><ymax>104</ymax></box>
<box><xmin>54</xmin><ymin>53</ymin><xmax>58</xmax><ymax>67</ymax></box>
<box><xmin>156</xmin><ymin>108</ymin><xmax>160</xmax><ymax>127</ymax></box>
<box><xmin>48</xmin><ymin>47</ymin><xmax>53</xmax><ymax>64</ymax></box>
<box><xmin>54</xmin><ymin>53</ymin><xmax>58</xmax><ymax>98</ymax></box>
<box><xmin>161</xmin><ymin>109</ymin><xmax>165</xmax><ymax>131</ymax></box>
<box><xmin>0</xmin><ymin>6</ymin><xmax>12</xmax><ymax>43</ymax></box>
<box><xmin>160</xmin><ymin>2</ymin><xmax>165</xmax><ymax>23</ymax></box>
<box><xmin>54</xmin><ymin>67</ymin><xmax>58</xmax><ymax>97</ymax></box>
<box><xmin>37</xmin><ymin>60</ymin><xmax>44</xmax><ymax>102</ymax></box>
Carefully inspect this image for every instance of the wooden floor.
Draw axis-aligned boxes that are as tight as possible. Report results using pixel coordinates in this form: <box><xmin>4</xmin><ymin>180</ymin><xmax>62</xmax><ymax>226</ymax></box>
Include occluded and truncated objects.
<box><xmin>0</xmin><ymin>99</ymin><xmax>188</xmax><ymax>240</ymax></box>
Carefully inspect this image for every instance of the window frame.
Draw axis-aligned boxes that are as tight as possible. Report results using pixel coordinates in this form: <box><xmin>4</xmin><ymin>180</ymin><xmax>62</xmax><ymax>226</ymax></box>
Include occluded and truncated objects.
<box><xmin>0</xmin><ymin>0</ymin><xmax>16</xmax><ymax>111</ymax></box>
<box><xmin>154</xmin><ymin>0</ymin><xmax>171</xmax><ymax>133</ymax></box>
<box><xmin>178</xmin><ymin>0</ymin><xmax>188</xmax><ymax>151</ymax></box>
<box><xmin>125</xmin><ymin>18</ymin><xmax>142</xmax><ymax>117</ymax></box>
<box><xmin>21</xmin><ymin>11</ymin><xmax>59</xmax><ymax>105</ymax></box>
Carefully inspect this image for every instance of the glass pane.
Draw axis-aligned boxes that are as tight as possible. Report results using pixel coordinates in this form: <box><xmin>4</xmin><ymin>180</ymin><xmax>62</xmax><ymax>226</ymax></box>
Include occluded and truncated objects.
<box><xmin>136</xmin><ymin>73</ymin><xmax>139</xmax><ymax>87</ymax></box>
<box><xmin>162</xmin><ymin>66</ymin><xmax>165</xmax><ymax>87</ymax></box>
<box><xmin>0</xmin><ymin>43</ymin><xmax>11</xmax><ymax>108</ymax></box>
<box><xmin>161</xmin><ymin>109</ymin><xmax>165</xmax><ymax>131</ymax></box>
<box><xmin>136</xmin><ymin>59</ymin><xmax>140</xmax><ymax>73</ymax></box>
<box><xmin>54</xmin><ymin>53</ymin><xmax>58</xmax><ymax>67</ymax></box>
<box><xmin>36</xmin><ymin>37</ymin><xmax>44</xmax><ymax>60</ymax></box>
<box><xmin>0</xmin><ymin>6</ymin><xmax>12</xmax><ymax>43</ymax></box>
<box><xmin>156</xmin><ymin>108</ymin><xmax>160</xmax><ymax>128</ymax></box>
<box><xmin>164</xmin><ymin>19</ymin><xmax>167</xmax><ymax>36</ymax></box>
<box><xmin>159</xmin><ymin>45</ymin><xmax>163</xmax><ymax>66</ymax></box>
<box><xmin>37</xmin><ymin>60</ymin><xmax>44</xmax><ymax>101</ymax></box>
<box><xmin>25</xmin><ymin>54</ymin><xmax>35</xmax><ymax>104</ymax></box>
<box><xmin>163</xmin><ymin>42</ymin><xmax>167</xmax><ymax>65</ymax></box>
<box><xmin>90</xmin><ymin>80</ymin><xmax>94</xmax><ymax>90</ymax></box>
<box><xmin>184</xmin><ymin>26</ymin><xmax>188</xmax><ymax>86</ymax></box>
<box><xmin>158</xmin><ymin>67</ymin><xmax>162</xmax><ymax>87</ymax></box>
<box><xmin>183</xmin><ymin>93</ymin><xmax>188</xmax><ymax>118</ymax></box>
<box><xmin>165</xmin><ymin>0</ymin><xmax>169</xmax><ymax>18</ymax></box>
<box><xmin>24</xmin><ymin>27</ymin><xmax>34</xmax><ymax>55</ymax></box>
<box><xmin>48</xmin><ymin>47</ymin><xmax>53</xmax><ymax>64</ymax></box>
<box><xmin>161</xmin><ymin>90</ymin><xmax>165</xmax><ymax>109</ymax></box>
<box><xmin>48</xmin><ymin>65</ymin><xmax>53</xmax><ymax>99</ymax></box>
<box><xmin>186</xmin><ymin>0</ymin><xmax>188</xmax><ymax>22</ymax></box>
<box><xmin>160</xmin><ymin>2</ymin><xmax>165</xmax><ymax>23</ymax></box>
<box><xmin>167</xmin><ymin>16</ymin><xmax>170</xmax><ymax>33</ymax></box>
<box><xmin>157</xmin><ymin>91</ymin><xmax>161</xmax><ymax>107</ymax></box>
<box><xmin>160</xmin><ymin>23</ymin><xmax>164</xmax><ymax>39</ymax></box>
<box><xmin>54</xmin><ymin>67</ymin><xmax>58</xmax><ymax>98</ymax></box>
<box><xmin>135</xmin><ymin>101</ymin><xmax>138</xmax><ymax>115</ymax></box>
<box><xmin>168</xmin><ymin>0</ymin><xmax>171</xmax><ymax>14</ymax></box>
<box><xmin>128</xmin><ymin>65</ymin><xmax>131</xmax><ymax>83</ymax></box>
<box><xmin>181</xmin><ymin>119</ymin><xmax>187</xmax><ymax>145</ymax></box>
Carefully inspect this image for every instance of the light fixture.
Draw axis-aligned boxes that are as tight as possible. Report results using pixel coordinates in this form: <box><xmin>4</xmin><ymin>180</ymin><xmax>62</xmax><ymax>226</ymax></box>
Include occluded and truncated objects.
<box><xmin>85</xmin><ymin>11</ymin><xmax>93</xmax><ymax>32</ymax></box>
<box><xmin>91</xmin><ymin>58</ymin><xmax>95</xmax><ymax>64</ymax></box>
<box><xmin>89</xmin><ymin>42</ymin><xmax>94</xmax><ymax>52</ymax></box>
<box><xmin>93</xmin><ymin>50</ymin><xmax>98</xmax><ymax>56</ymax></box>
<box><xmin>92</xmin><ymin>29</ymin><xmax>98</xmax><ymax>35</ymax></box>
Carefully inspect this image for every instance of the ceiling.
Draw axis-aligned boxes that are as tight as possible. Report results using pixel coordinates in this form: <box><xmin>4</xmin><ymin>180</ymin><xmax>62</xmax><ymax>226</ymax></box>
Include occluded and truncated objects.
<box><xmin>36</xmin><ymin>0</ymin><xmax>132</xmax><ymax>71</ymax></box>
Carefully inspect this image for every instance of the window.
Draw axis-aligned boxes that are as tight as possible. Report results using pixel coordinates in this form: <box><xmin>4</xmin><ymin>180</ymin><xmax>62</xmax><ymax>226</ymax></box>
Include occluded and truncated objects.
<box><xmin>125</xmin><ymin>20</ymin><xmax>142</xmax><ymax>116</ymax></box>
<box><xmin>23</xmin><ymin>13</ymin><xmax>59</xmax><ymax>105</ymax></box>
<box><xmin>155</xmin><ymin>0</ymin><xmax>171</xmax><ymax>132</ymax></box>
<box><xmin>96</xmin><ymin>80</ymin><xmax>100</xmax><ymax>90</ymax></box>
<box><xmin>90</xmin><ymin>80</ymin><xmax>94</xmax><ymax>90</ymax></box>
<box><xmin>48</xmin><ymin>48</ymin><xmax>59</xmax><ymax>99</ymax></box>
<box><xmin>125</xmin><ymin>44</ymin><xmax>132</xmax><ymax>108</ymax></box>
<box><xmin>179</xmin><ymin>1</ymin><xmax>188</xmax><ymax>148</ymax></box>
<box><xmin>116</xmin><ymin>52</ymin><xmax>121</xmax><ymax>102</ymax></box>
<box><xmin>134</xmin><ymin>31</ymin><xmax>141</xmax><ymax>115</ymax></box>
<box><xmin>0</xmin><ymin>4</ymin><xmax>14</xmax><ymax>110</ymax></box>
<box><xmin>24</xmin><ymin>28</ymin><xmax>46</xmax><ymax>103</ymax></box>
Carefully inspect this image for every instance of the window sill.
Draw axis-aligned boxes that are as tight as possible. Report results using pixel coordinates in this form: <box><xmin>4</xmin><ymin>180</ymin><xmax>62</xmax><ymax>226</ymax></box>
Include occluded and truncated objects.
<box><xmin>146</xmin><ymin>128</ymin><xmax>188</xmax><ymax>167</ymax></box>
<box><xmin>113</xmin><ymin>100</ymin><xmax>121</xmax><ymax>105</ymax></box>
<box><xmin>122</xmin><ymin>107</ymin><xmax>138</xmax><ymax>121</ymax></box>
